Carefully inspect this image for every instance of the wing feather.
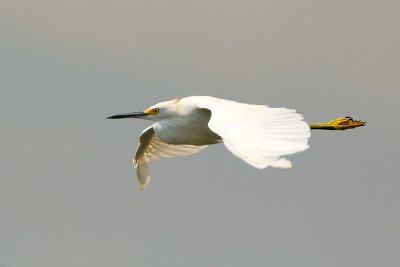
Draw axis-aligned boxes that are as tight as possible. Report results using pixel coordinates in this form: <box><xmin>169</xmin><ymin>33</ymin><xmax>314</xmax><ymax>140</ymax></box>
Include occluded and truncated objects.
<box><xmin>192</xmin><ymin>96</ymin><xmax>311</xmax><ymax>169</ymax></box>
<box><xmin>134</xmin><ymin>126</ymin><xmax>207</xmax><ymax>190</ymax></box>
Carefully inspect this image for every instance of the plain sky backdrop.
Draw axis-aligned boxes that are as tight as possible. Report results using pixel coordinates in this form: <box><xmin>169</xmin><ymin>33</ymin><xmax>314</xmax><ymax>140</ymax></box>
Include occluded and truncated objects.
<box><xmin>1</xmin><ymin>0</ymin><xmax>399</xmax><ymax>266</ymax></box>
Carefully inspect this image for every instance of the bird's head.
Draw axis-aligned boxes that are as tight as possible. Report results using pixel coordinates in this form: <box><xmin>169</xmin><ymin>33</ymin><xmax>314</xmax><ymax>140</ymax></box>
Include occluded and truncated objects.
<box><xmin>107</xmin><ymin>98</ymin><xmax>181</xmax><ymax>121</ymax></box>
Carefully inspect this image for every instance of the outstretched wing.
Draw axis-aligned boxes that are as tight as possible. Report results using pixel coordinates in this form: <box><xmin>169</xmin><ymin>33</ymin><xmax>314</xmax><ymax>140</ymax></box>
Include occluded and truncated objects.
<box><xmin>193</xmin><ymin>96</ymin><xmax>311</xmax><ymax>169</ymax></box>
<box><xmin>134</xmin><ymin>126</ymin><xmax>207</xmax><ymax>190</ymax></box>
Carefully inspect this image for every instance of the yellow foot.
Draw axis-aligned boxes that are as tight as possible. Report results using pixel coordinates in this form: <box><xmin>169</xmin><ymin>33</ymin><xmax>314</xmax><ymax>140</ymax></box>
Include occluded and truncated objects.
<box><xmin>309</xmin><ymin>116</ymin><xmax>366</xmax><ymax>130</ymax></box>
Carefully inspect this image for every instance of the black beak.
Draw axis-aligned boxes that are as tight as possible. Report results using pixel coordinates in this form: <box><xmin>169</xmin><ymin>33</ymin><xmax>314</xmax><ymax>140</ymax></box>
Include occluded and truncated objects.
<box><xmin>107</xmin><ymin>112</ymin><xmax>148</xmax><ymax>119</ymax></box>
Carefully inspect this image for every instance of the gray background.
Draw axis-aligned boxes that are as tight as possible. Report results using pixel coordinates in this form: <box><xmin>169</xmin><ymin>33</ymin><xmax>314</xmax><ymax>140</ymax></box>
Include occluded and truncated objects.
<box><xmin>1</xmin><ymin>0</ymin><xmax>399</xmax><ymax>266</ymax></box>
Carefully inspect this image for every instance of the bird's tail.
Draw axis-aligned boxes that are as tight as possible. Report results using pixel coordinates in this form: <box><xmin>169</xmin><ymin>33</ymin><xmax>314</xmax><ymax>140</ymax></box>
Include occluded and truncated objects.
<box><xmin>309</xmin><ymin>116</ymin><xmax>366</xmax><ymax>130</ymax></box>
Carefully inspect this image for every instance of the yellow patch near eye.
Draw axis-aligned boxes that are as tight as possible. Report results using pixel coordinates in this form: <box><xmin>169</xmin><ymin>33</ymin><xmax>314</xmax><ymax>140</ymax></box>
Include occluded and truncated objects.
<box><xmin>144</xmin><ymin>108</ymin><xmax>159</xmax><ymax>115</ymax></box>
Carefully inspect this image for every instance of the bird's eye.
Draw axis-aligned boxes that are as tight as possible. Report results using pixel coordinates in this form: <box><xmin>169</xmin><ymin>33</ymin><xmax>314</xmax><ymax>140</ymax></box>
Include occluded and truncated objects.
<box><xmin>153</xmin><ymin>108</ymin><xmax>160</xmax><ymax>114</ymax></box>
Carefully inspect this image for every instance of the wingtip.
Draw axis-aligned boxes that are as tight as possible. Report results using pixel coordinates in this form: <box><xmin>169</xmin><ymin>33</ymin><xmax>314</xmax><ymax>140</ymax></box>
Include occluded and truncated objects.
<box><xmin>270</xmin><ymin>158</ymin><xmax>293</xmax><ymax>169</ymax></box>
<box><xmin>138</xmin><ymin>177</ymin><xmax>149</xmax><ymax>191</ymax></box>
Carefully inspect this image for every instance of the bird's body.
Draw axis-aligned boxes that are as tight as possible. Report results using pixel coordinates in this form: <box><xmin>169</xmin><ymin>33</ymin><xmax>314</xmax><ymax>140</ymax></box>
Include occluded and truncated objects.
<box><xmin>108</xmin><ymin>96</ymin><xmax>310</xmax><ymax>189</ymax></box>
<box><xmin>153</xmin><ymin>105</ymin><xmax>221</xmax><ymax>145</ymax></box>
<box><xmin>108</xmin><ymin>96</ymin><xmax>365</xmax><ymax>190</ymax></box>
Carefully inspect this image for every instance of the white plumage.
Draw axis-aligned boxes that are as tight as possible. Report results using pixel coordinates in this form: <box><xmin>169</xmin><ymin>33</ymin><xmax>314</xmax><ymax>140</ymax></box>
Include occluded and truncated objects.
<box><xmin>108</xmin><ymin>96</ymin><xmax>311</xmax><ymax>190</ymax></box>
<box><xmin>134</xmin><ymin>126</ymin><xmax>207</xmax><ymax>190</ymax></box>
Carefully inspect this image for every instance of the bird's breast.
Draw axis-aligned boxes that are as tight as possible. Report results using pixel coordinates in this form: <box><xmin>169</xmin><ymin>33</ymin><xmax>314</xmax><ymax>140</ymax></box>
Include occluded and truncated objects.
<box><xmin>153</xmin><ymin>110</ymin><xmax>221</xmax><ymax>146</ymax></box>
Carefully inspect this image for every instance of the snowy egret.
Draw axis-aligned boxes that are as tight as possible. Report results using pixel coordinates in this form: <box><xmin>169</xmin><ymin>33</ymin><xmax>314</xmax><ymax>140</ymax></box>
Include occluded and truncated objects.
<box><xmin>108</xmin><ymin>96</ymin><xmax>365</xmax><ymax>190</ymax></box>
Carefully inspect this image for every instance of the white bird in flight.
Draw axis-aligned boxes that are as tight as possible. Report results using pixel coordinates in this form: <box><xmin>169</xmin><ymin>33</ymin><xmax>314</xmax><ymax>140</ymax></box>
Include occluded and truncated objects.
<box><xmin>108</xmin><ymin>96</ymin><xmax>365</xmax><ymax>190</ymax></box>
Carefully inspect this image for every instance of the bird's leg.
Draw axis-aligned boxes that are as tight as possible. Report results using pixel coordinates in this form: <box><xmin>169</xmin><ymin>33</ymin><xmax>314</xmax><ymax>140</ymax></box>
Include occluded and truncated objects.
<box><xmin>309</xmin><ymin>116</ymin><xmax>366</xmax><ymax>130</ymax></box>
